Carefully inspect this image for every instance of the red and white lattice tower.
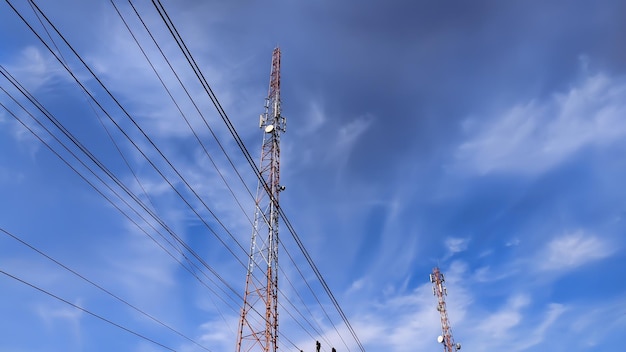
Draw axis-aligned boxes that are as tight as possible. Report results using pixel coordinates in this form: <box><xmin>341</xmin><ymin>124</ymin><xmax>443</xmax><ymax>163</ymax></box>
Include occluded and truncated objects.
<box><xmin>430</xmin><ymin>267</ymin><xmax>461</xmax><ymax>352</ymax></box>
<box><xmin>236</xmin><ymin>47</ymin><xmax>286</xmax><ymax>352</ymax></box>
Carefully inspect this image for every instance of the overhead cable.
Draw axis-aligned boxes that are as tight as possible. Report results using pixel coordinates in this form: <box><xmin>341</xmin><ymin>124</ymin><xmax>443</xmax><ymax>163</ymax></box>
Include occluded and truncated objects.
<box><xmin>0</xmin><ymin>269</ymin><xmax>178</xmax><ymax>351</ymax></box>
<box><xmin>149</xmin><ymin>1</ymin><xmax>366</xmax><ymax>350</ymax></box>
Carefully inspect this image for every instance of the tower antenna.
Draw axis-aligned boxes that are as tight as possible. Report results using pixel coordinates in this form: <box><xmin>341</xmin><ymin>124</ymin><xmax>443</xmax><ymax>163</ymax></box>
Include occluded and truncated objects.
<box><xmin>236</xmin><ymin>47</ymin><xmax>286</xmax><ymax>352</ymax></box>
<box><xmin>430</xmin><ymin>267</ymin><xmax>461</xmax><ymax>352</ymax></box>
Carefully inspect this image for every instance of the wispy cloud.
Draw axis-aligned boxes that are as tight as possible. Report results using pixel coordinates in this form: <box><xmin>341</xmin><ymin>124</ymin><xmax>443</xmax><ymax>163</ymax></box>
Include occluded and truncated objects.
<box><xmin>310</xmin><ymin>282</ymin><xmax>443</xmax><ymax>352</ymax></box>
<box><xmin>505</xmin><ymin>238</ymin><xmax>520</xmax><ymax>247</ymax></box>
<box><xmin>539</xmin><ymin>230</ymin><xmax>614</xmax><ymax>271</ymax></box>
<box><xmin>36</xmin><ymin>299</ymin><xmax>84</xmax><ymax>326</ymax></box>
<box><xmin>35</xmin><ymin>299</ymin><xmax>84</xmax><ymax>349</ymax></box>
<box><xmin>463</xmin><ymin>298</ymin><xmax>567</xmax><ymax>352</ymax></box>
<box><xmin>308</xmin><ymin>261</ymin><xmax>473</xmax><ymax>352</ymax></box>
<box><xmin>4</xmin><ymin>46</ymin><xmax>67</xmax><ymax>92</ymax></box>
<box><xmin>568</xmin><ymin>296</ymin><xmax>626</xmax><ymax>348</ymax></box>
<box><xmin>190</xmin><ymin>316</ymin><xmax>239</xmax><ymax>352</ymax></box>
<box><xmin>445</xmin><ymin>237</ymin><xmax>469</xmax><ymax>255</ymax></box>
<box><xmin>298</xmin><ymin>100</ymin><xmax>327</xmax><ymax>136</ymax></box>
<box><xmin>326</xmin><ymin>115</ymin><xmax>374</xmax><ymax>167</ymax></box>
<box><xmin>476</xmin><ymin>294</ymin><xmax>530</xmax><ymax>338</ymax></box>
<box><xmin>516</xmin><ymin>303</ymin><xmax>567</xmax><ymax>350</ymax></box>
<box><xmin>98</xmin><ymin>221</ymin><xmax>182</xmax><ymax>318</ymax></box>
<box><xmin>457</xmin><ymin>73</ymin><xmax>626</xmax><ymax>175</ymax></box>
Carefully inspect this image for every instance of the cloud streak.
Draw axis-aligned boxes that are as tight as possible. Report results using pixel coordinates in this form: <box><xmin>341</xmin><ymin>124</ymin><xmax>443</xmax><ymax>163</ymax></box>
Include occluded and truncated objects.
<box><xmin>457</xmin><ymin>73</ymin><xmax>626</xmax><ymax>175</ymax></box>
<box><xmin>539</xmin><ymin>230</ymin><xmax>614</xmax><ymax>271</ymax></box>
<box><xmin>2</xmin><ymin>1</ymin><xmax>626</xmax><ymax>352</ymax></box>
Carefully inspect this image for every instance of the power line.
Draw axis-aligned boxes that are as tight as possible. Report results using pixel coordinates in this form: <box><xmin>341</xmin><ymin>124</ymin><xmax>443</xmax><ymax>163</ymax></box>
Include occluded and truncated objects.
<box><xmin>7</xmin><ymin>1</ymin><xmax>283</xmax><ymax>320</ymax></box>
<box><xmin>0</xmin><ymin>80</ymin><xmax>269</xmax><ymax>349</ymax></box>
<box><xmin>0</xmin><ymin>269</ymin><xmax>178</xmax><ymax>352</ymax></box>
<box><xmin>122</xmin><ymin>0</ymin><xmax>258</xmax><ymax>229</ymax></box>
<box><xmin>5</xmin><ymin>6</ymin><xmax>266</xmax><ymax>340</ymax></box>
<box><xmin>0</xmin><ymin>72</ymin><xmax>243</xmax><ymax>320</ymax></box>
<box><xmin>19</xmin><ymin>0</ymin><xmax>251</xmax><ymax>269</ymax></box>
<box><xmin>115</xmin><ymin>3</ymin><xmax>345</xmax><ymax>345</ymax></box>
<box><xmin>3</xmin><ymin>1</ymin><xmax>289</xmax><ymax>334</ymax></box>
<box><xmin>0</xmin><ymin>226</ymin><xmax>213</xmax><ymax>352</ymax></box>
<box><xmin>109</xmin><ymin>6</ymin><xmax>317</xmax><ymax>330</ymax></box>
<box><xmin>281</xmin><ymin>209</ymin><xmax>363</xmax><ymax>351</ymax></box>
<box><xmin>5</xmin><ymin>0</ymin><xmax>365</xmax><ymax>349</ymax></box>
<box><xmin>278</xmin><ymin>243</ymin><xmax>336</xmax><ymax>347</ymax></box>
<box><xmin>148</xmin><ymin>1</ymin><xmax>366</xmax><ymax>350</ymax></box>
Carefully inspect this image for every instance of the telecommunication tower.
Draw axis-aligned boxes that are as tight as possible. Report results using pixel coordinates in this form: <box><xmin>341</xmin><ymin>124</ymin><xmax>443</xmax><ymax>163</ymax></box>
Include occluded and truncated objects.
<box><xmin>236</xmin><ymin>47</ymin><xmax>286</xmax><ymax>352</ymax></box>
<box><xmin>430</xmin><ymin>267</ymin><xmax>461</xmax><ymax>352</ymax></box>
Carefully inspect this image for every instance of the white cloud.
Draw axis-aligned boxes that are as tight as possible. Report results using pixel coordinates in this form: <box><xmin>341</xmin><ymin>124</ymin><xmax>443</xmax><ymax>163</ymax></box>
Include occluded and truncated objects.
<box><xmin>477</xmin><ymin>294</ymin><xmax>530</xmax><ymax>338</ymax></box>
<box><xmin>36</xmin><ymin>299</ymin><xmax>84</xmax><ymax>326</ymax></box>
<box><xmin>4</xmin><ymin>46</ymin><xmax>66</xmax><ymax>92</ymax></box>
<box><xmin>311</xmin><ymin>282</ymin><xmax>443</xmax><ymax>352</ymax></box>
<box><xmin>305</xmin><ymin>262</ymin><xmax>473</xmax><ymax>352</ymax></box>
<box><xmin>298</xmin><ymin>100</ymin><xmax>327</xmax><ymax>135</ymax></box>
<box><xmin>330</xmin><ymin>115</ymin><xmax>374</xmax><ymax>164</ymax></box>
<box><xmin>505</xmin><ymin>238</ymin><xmax>520</xmax><ymax>247</ymax></box>
<box><xmin>189</xmin><ymin>316</ymin><xmax>239</xmax><ymax>352</ymax></box>
<box><xmin>85</xmin><ymin>19</ymin><xmax>218</xmax><ymax>138</ymax></box>
<box><xmin>98</xmin><ymin>221</ymin><xmax>182</xmax><ymax>318</ymax></box>
<box><xmin>440</xmin><ymin>237</ymin><xmax>470</xmax><ymax>261</ymax></box>
<box><xmin>462</xmin><ymin>298</ymin><xmax>568</xmax><ymax>352</ymax></box>
<box><xmin>516</xmin><ymin>303</ymin><xmax>567</xmax><ymax>350</ymax></box>
<box><xmin>35</xmin><ymin>300</ymin><xmax>84</xmax><ymax>349</ymax></box>
<box><xmin>295</xmin><ymin>113</ymin><xmax>374</xmax><ymax>182</ymax></box>
<box><xmin>473</xmin><ymin>265</ymin><xmax>517</xmax><ymax>283</ymax></box>
<box><xmin>540</xmin><ymin>230</ymin><xmax>614</xmax><ymax>271</ymax></box>
<box><xmin>445</xmin><ymin>237</ymin><xmax>469</xmax><ymax>254</ymax></box>
<box><xmin>324</xmin><ymin>257</ymin><xmax>615</xmax><ymax>352</ymax></box>
<box><xmin>346</xmin><ymin>277</ymin><xmax>367</xmax><ymax>294</ymax></box>
<box><xmin>568</xmin><ymin>296</ymin><xmax>626</xmax><ymax>348</ymax></box>
<box><xmin>457</xmin><ymin>73</ymin><xmax>626</xmax><ymax>175</ymax></box>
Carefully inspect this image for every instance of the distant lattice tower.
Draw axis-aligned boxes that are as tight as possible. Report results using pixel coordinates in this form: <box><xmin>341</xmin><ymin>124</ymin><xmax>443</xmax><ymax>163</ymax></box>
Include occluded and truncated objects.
<box><xmin>430</xmin><ymin>267</ymin><xmax>461</xmax><ymax>352</ymax></box>
<box><xmin>236</xmin><ymin>47</ymin><xmax>286</xmax><ymax>352</ymax></box>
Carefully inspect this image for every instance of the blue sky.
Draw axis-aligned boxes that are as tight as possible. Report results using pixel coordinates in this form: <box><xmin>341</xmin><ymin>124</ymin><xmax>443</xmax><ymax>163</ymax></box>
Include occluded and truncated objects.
<box><xmin>1</xmin><ymin>1</ymin><xmax>625</xmax><ymax>351</ymax></box>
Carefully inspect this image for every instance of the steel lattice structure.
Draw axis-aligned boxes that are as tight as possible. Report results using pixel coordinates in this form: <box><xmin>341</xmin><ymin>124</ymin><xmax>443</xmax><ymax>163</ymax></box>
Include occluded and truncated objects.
<box><xmin>236</xmin><ymin>47</ymin><xmax>285</xmax><ymax>352</ymax></box>
<box><xmin>430</xmin><ymin>267</ymin><xmax>461</xmax><ymax>352</ymax></box>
